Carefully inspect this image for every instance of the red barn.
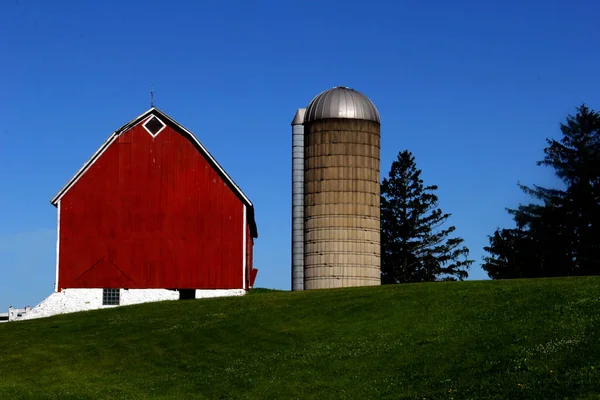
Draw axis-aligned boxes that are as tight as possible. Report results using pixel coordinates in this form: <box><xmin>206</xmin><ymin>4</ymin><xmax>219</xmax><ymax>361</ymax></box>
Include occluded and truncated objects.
<box><xmin>37</xmin><ymin>107</ymin><xmax>258</xmax><ymax>314</ymax></box>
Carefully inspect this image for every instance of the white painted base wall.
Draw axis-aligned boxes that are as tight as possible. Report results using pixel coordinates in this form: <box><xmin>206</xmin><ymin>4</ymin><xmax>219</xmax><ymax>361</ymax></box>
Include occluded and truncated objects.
<box><xmin>17</xmin><ymin>288</ymin><xmax>246</xmax><ymax>321</ymax></box>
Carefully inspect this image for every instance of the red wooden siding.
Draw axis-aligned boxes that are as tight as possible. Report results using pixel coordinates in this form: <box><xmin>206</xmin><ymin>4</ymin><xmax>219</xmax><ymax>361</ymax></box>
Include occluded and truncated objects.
<box><xmin>58</xmin><ymin>116</ymin><xmax>248</xmax><ymax>290</ymax></box>
<box><xmin>246</xmin><ymin>224</ymin><xmax>257</xmax><ymax>288</ymax></box>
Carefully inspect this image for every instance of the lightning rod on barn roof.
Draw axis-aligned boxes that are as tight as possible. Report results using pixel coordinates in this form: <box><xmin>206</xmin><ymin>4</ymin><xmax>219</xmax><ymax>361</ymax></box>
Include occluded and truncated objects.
<box><xmin>150</xmin><ymin>84</ymin><xmax>155</xmax><ymax>108</ymax></box>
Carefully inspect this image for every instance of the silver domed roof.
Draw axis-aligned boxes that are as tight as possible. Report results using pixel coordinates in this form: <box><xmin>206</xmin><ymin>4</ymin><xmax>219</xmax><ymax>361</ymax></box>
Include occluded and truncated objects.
<box><xmin>304</xmin><ymin>86</ymin><xmax>380</xmax><ymax>124</ymax></box>
<box><xmin>291</xmin><ymin>108</ymin><xmax>306</xmax><ymax>125</ymax></box>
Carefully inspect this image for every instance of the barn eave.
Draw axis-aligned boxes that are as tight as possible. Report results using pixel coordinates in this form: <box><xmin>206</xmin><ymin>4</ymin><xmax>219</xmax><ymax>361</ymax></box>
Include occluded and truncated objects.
<box><xmin>50</xmin><ymin>106</ymin><xmax>258</xmax><ymax>238</ymax></box>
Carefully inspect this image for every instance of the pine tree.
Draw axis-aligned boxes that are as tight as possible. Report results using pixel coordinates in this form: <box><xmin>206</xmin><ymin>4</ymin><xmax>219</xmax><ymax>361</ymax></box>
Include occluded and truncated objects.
<box><xmin>483</xmin><ymin>104</ymin><xmax>600</xmax><ymax>278</ymax></box>
<box><xmin>482</xmin><ymin>204</ymin><xmax>571</xmax><ymax>279</ymax></box>
<box><xmin>482</xmin><ymin>227</ymin><xmax>530</xmax><ymax>279</ymax></box>
<box><xmin>380</xmin><ymin>150</ymin><xmax>473</xmax><ymax>284</ymax></box>
<box><xmin>537</xmin><ymin>104</ymin><xmax>600</xmax><ymax>274</ymax></box>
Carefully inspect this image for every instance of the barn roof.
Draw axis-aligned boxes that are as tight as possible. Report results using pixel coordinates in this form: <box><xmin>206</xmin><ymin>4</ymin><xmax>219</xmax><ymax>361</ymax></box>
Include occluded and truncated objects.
<box><xmin>50</xmin><ymin>107</ymin><xmax>258</xmax><ymax>238</ymax></box>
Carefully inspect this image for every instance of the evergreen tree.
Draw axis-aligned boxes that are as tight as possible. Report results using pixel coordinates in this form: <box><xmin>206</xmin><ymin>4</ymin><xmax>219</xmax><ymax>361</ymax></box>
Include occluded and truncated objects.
<box><xmin>537</xmin><ymin>104</ymin><xmax>600</xmax><ymax>274</ymax></box>
<box><xmin>482</xmin><ymin>204</ymin><xmax>571</xmax><ymax>279</ymax></box>
<box><xmin>482</xmin><ymin>104</ymin><xmax>600</xmax><ymax>278</ymax></box>
<box><xmin>482</xmin><ymin>227</ymin><xmax>527</xmax><ymax>279</ymax></box>
<box><xmin>380</xmin><ymin>150</ymin><xmax>473</xmax><ymax>284</ymax></box>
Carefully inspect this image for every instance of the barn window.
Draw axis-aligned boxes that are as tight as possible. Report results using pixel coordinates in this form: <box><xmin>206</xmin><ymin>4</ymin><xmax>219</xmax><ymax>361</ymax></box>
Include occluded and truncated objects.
<box><xmin>102</xmin><ymin>289</ymin><xmax>120</xmax><ymax>305</ymax></box>
<box><xmin>143</xmin><ymin>115</ymin><xmax>166</xmax><ymax>137</ymax></box>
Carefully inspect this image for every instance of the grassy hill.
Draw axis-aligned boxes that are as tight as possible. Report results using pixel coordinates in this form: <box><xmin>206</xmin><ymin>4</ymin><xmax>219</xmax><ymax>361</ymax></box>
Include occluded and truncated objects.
<box><xmin>1</xmin><ymin>277</ymin><xmax>600</xmax><ymax>399</ymax></box>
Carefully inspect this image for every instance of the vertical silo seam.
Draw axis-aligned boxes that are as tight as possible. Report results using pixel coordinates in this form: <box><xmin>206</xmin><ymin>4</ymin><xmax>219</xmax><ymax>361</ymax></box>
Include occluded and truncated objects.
<box><xmin>339</xmin><ymin>89</ymin><xmax>349</xmax><ymax>119</ymax></box>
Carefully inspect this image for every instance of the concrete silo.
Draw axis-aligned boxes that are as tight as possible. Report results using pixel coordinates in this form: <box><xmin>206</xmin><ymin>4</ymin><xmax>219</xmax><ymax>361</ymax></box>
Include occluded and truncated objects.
<box><xmin>291</xmin><ymin>86</ymin><xmax>381</xmax><ymax>290</ymax></box>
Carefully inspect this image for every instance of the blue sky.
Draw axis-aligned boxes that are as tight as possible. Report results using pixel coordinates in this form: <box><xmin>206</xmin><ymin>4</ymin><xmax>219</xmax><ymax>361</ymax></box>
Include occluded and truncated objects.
<box><xmin>1</xmin><ymin>0</ymin><xmax>599</xmax><ymax>311</ymax></box>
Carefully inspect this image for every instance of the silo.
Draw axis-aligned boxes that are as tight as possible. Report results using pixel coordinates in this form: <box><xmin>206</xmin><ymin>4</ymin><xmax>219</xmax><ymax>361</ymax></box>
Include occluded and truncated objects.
<box><xmin>303</xmin><ymin>86</ymin><xmax>381</xmax><ymax>289</ymax></box>
<box><xmin>291</xmin><ymin>108</ymin><xmax>306</xmax><ymax>291</ymax></box>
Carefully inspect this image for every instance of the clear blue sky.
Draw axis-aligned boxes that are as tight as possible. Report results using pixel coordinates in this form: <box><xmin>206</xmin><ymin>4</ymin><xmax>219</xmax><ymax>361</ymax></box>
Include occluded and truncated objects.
<box><xmin>1</xmin><ymin>0</ymin><xmax>599</xmax><ymax>311</ymax></box>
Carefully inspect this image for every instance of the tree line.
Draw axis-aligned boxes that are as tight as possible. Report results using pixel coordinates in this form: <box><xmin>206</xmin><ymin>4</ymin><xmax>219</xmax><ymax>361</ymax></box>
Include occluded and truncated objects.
<box><xmin>380</xmin><ymin>103</ymin><xmax>600</xmax><ymax>283</ymax></box>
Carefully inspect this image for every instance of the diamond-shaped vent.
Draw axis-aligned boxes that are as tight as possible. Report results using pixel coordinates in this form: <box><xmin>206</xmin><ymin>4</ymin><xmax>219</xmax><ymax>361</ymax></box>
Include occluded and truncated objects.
<box><xmin>144</xmin><ymin>116</ymin><xmax>166</xmax><ymax>137</ymax></box>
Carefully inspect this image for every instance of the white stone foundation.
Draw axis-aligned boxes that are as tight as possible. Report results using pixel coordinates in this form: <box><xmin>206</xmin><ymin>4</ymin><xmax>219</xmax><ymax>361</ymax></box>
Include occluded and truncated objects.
<box><xmin>17</xmin><ymin>288</ymin><xmax>246</xmax><ymax>321</ymax></box>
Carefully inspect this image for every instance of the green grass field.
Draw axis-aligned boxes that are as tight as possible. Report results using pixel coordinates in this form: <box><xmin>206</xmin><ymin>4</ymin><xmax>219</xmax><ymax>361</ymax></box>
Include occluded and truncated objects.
<box><xmin>1</xmin><ymin>277</ymin><xmax>600</xmax><ymax>399</ymax></box>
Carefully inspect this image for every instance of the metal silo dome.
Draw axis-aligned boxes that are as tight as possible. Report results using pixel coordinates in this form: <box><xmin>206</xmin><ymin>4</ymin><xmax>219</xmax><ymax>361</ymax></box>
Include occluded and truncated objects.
<box><xmin>304</xmin><ymin>86</ymin><xmax>380</xmax><ymax>124</ymax></box>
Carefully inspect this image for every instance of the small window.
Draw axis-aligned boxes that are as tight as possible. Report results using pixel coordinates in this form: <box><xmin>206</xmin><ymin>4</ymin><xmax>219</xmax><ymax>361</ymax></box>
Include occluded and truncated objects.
<box><xmin>102</xmin><ymin>289</ymin><xmax>120</xmax><ymax>305</ymax></box>
<box><xmin>143</xmin><ymin>115</ymin><xmax>166</xmax><ymax>137</ymax></box>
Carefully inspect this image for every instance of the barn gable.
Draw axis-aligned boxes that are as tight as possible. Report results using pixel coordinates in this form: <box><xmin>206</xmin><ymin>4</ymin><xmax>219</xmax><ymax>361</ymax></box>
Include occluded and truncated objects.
<box><xmin>50</xmin><ymin>107</ymin><xmax>258</xmax><ymax>238</ymax></box>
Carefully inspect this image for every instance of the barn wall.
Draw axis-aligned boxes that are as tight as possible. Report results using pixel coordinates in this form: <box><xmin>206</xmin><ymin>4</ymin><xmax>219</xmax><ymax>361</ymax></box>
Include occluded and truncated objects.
<box><xmin>246</xmin><ymin>223</ymin><xmax>255</xmax><ymax>287</ymax></box>
<box><xmin>58</xmin><ymin>118</ymin><xmax>247</xmax><ymax>290</ymax></box>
